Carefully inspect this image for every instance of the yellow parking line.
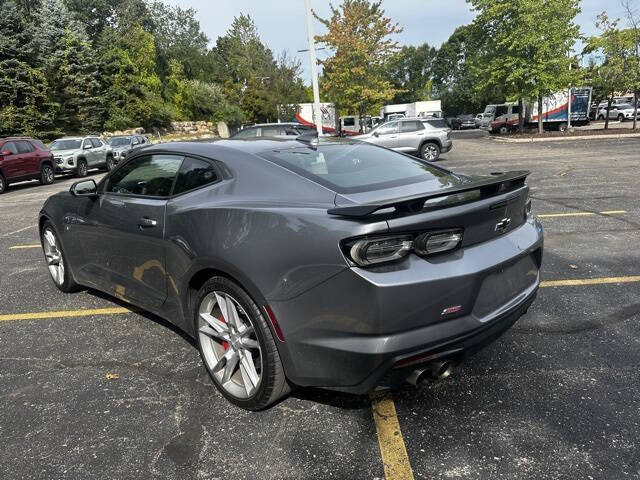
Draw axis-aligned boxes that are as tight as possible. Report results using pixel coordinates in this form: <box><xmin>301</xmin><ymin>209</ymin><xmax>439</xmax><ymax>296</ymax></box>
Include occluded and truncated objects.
<box><xmin>0</xmin><ymin>307</ymin><xmax>133</xmax><ymax>323</ymax></box>
<box><xmin>371</xmin><ymin>392</ymin><xmax>414</xmax><ymax>480</ymax></box>
<box><xmin>537</xmin><ymin>210</ymin><xmax>626</xmax><ymax>218</ymax></box>
<box><xmin>9</xmin><ymin>244</ymin><xmax>41</xmax><ymax>250</ymax></box>
<box><xmin>540</xmin><ymin>275</ymin><xmax>640</xmax><ymax>288</ymax></box>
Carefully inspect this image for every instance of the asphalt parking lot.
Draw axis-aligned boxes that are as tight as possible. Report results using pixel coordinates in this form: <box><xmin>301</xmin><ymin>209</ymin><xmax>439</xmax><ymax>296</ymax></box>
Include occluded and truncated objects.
<box><xmin>1</xmin><ymin>136</ymin><xmax>639</xmax><ymax>480</ymax></box>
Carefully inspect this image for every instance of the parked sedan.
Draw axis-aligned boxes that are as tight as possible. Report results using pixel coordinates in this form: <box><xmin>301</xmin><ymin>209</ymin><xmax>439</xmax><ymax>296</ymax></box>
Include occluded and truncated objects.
<box><xmin>39</xmin><ymin>137</ymin><xmax>543</xmax><ymax>410</ymax></box>
<box><xmin>0</xmin><ymin>137</ymin><xmax>55</xmax><ymax>194</ymax></box>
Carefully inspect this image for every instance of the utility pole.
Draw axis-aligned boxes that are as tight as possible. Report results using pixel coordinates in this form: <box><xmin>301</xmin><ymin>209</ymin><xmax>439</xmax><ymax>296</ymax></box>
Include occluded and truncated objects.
<box><xmin>304</xmin><ymin>0</ymin><xmax>324</xmax><ymax>137</ymax></box>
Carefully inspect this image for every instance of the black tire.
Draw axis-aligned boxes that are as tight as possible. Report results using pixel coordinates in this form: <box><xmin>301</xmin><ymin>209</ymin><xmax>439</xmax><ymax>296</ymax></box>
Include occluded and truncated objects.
<box><xmin>105</xmin><ymin>155</ymin><xmax>114</xmax><ymax>172</ymax></box>
<box><xmin>39</xmin><ymin>163</ymin><xmax>55</xmax><ymax>185</ymax></box>
<box><xmin>76</xmin><ymin>159</ymin><xmax>88</xmax><ymax>178</ymax></box>
<box><xmin>195</xmin><ymin>276</ymin><xmax>290</xmax><ymax>410</ymax></box>
<box><xmin>0</xmin><ymin>173</ymin><xmax>6</xmax><ymax>194</ymax></box>
<box><xmin>41</xmin><ymin>221</ymin><xmax>80</xmax><ymax>293</ymax></box>
<box><xmin>558</xmin><ymin>122</ymin><xmax>568</xmax><ymax>133</ymax></box>
<box><xmin>420</xmin><ymin>142</ymin><xmax>441</xmax><ymax>161</ymax></box>
<box><xmin>618</xmin><ymin>114</ymin><xmax>625</xmax><ymax>122</ymax></box>
<box><xmin>598</xmin><ymin>115</ymin><xmax>605</xmax><ymax>120</ymax></box>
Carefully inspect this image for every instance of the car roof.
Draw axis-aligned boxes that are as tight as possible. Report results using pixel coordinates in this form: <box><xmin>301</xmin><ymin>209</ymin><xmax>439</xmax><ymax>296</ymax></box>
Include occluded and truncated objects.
<box><xmin>0</xmin><ymin>137</ymin><xmax>35</xmax><ymax>142</ymax></box>
<box><xmin>139</xmin><ymin>136</ymin><xmax>356</xmax><ymax>157</ymax></box>
<box><xmin>245</xmin><ymin>123</ymin><xmax>306</xmax><ymax>128</ymax></box>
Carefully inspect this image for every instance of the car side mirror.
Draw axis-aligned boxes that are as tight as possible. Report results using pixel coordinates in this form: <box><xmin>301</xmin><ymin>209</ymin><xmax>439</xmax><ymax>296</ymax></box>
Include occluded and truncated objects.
<box><xmin>70</xmin><ymin>179</ymin><xmax>97</xmax><ymax>197</ymax></box>
<box><xmin>83</xmin><ymin>144</ymin><xmax>91</xmax><ymax>150</ymax></box>
<box><xmin>1</xmin><ymin>150</ymin><xmax>11</xmax><ymax>156</ymax></box>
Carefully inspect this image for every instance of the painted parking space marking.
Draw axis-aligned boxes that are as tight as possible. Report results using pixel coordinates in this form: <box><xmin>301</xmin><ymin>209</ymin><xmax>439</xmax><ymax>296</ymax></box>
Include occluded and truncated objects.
<box><xmin>540</xmin><ymin>276</ymin><xmax>640</xmax><ymax>288</ymax></box>
<box><xmin>537</xmin><ymin>210</ymin><xmax>626</xmax><ymax>218</ymax></box>
<box><xmin>371</xmin><ymin>392</ymin><xmax>414</xmax><ymax>480</ymax></box>
<box><xmin>0</xmin><ymin>307</ymin><xmax>134</xmax><ymax>323</ymax></box>
<box><xmin>9</xmin><ymin>244</ymin><xmax>41</xmax><ymax>250</ymax></box>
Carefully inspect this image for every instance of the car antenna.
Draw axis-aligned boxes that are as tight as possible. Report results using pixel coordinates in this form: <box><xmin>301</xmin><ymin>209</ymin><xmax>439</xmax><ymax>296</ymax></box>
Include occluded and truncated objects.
<box><xmin>296</xmin><ymin>131</ymin><xmax>319</xmax><ymax>149</ymax></box>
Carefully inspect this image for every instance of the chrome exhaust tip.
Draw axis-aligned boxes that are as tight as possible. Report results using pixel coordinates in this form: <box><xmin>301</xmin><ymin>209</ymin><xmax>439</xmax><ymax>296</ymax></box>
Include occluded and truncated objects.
<box><xmin>406</xmin><ymin>368</ymin><xmax>428</xmax><ymax>386</ymax></box>
<box><xmin>430</xmin><ymin>361</ymin><xmax>455</xmax><ymax>380</ymax></box>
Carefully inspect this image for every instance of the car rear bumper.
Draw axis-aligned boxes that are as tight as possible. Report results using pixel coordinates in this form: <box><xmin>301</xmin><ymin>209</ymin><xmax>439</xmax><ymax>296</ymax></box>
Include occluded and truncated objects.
<box><xmin>269</xmin><ymin>216</ymin><xmax>543</xmax><ymax>393</ymax></box>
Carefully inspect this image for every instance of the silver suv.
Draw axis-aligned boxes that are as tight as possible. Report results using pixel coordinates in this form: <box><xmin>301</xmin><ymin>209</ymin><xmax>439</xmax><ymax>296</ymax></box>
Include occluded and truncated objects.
<box><xmin>108</xmin><ymin>135</ymin><xmax>151</xmax><ymax>164</ymax></box>
<box><xmin>356</xmin><ymin>118</ymin><xmax>452</xmax><ymax>161</ymax></box>
<box><xmin>50</xmin><ymin>136</ymin><xmax>114</xmax><ymax>177</ymax></box>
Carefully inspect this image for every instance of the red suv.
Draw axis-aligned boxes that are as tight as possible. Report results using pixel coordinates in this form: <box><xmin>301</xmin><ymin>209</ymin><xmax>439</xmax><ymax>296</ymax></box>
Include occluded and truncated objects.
<box><xmin>0</xmin><ymin>137</ymin><xmax>55</xmax><ymax>194</ymax></box>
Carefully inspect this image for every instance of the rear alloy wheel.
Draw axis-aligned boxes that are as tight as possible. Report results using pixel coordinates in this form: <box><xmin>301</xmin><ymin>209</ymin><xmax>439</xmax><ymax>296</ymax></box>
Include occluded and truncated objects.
<box><xmin>39</xmin><ymin>164</ymin><xmax>55</xmax><ymax>185</ymax></box>
<box><xmin>41</xmin><ymin>222</ymin><xmax>79</xmax><ymax>293</ymax></box>
<box><xmin>618</xmin><ymin>114</ymin><xmax>625</xmax><ymax>122</ymax></box>
<box><xmin>76</xmin><ymin>159</ymin><xmax>88</xmax><ymax>178</ymax></box>
<box><xmin>0</xmin><ymin>174</ymin><xmax>6</xmax><ymax>194</ymax></box>
<box><xmin>196</xmin><ymin>277</ymin><xmax>289</xmax><ymax>410</ymax></box>
<box><xmin>499</xmin><ymin>125</ymin><xmax>510</xmax><ymax>135</ymax></box>
<box><xmin>105</xmin><ymin>156</ymin><xmax>114</xmax><ymax>172</ymax></box>
<box><xmin>420</xmin><ymin>142</ymin><xmax>441</xmax><ymax>161</ymax></box>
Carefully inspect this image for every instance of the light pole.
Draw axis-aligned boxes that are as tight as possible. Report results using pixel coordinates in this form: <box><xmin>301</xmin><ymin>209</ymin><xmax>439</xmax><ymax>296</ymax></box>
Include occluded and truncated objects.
<box><xmin>304</xmin><ymin>0</ymin><xmax>324</xmax><ymax>137</ymax></box>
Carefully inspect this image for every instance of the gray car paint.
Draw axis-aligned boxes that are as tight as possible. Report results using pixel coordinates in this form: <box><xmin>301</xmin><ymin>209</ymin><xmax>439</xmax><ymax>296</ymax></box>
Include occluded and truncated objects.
<box><xmin>40</xmin><ymin>138</ymin><xmax>543</xmax><ymax>394</ymax></box>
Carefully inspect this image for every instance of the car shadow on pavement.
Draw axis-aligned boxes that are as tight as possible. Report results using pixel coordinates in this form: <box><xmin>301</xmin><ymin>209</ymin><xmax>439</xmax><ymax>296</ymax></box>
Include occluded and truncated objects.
<box><xmin>86</xmin><ymin>288</ymin><xmax>197</xmax><ymax>349</ymax></box>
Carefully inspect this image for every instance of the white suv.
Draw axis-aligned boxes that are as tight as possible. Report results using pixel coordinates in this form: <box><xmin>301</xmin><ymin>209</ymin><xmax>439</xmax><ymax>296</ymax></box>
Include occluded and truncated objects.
<box><xmin>50</xmin><ymin>137</ymin><xmax>114</xmax><ymax>177</ymax></box>
<box><xmin>597</xmin><ymin>103</ymin><xmax>639</xmax><ymax>122</ymax></box>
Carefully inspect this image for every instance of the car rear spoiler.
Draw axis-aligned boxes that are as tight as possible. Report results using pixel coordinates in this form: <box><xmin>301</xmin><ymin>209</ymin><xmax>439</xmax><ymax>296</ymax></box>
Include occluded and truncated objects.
<box><xmin>327</xmin><ymin>170</ymin><xmax>530</xmax><ymax>217</ymax></box>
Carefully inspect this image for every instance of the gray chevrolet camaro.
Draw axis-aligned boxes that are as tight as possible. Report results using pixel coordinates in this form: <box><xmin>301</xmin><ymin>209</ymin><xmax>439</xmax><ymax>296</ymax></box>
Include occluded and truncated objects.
<box><xmin>39</xmin><ymin>136</ymin><xmax>543</xmax><ymax>410</ymax></box>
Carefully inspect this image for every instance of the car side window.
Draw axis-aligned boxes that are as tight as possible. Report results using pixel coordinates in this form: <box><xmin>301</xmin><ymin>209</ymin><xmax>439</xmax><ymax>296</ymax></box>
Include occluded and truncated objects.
<box><xmin>173</xmin><ymin>157</ymin><xmax>220</xmax><ymax>195</ymax></box>
<box><xmin>376</xmin><ymin>122</ymin><xmax>399</xmax><ymax>135</ymax></box>
<box><xmin>401</xmin><ymin>121</ymin><xmax>424</xmax><ymax>133</ymax></box>
<box><xmin>234</xmin><ymin>128</ymin><xmax>258</xmax><ymax>138</ymax></box>
<box><xmin>16</xmin><ymin>141</ymin><xmax>34</xmax><ymax>153</ymax></box>
<box><xmin>106</xmin><ymin>154</ymin><xmax>183</xmax><ymax>197</ymax></box>
<box><xmin>132</xmin><ymin>137</ymin><xmax>140</xmax><ymax>145</ymax></box>
<box><xmin>2</xmin><ymin>142</ymin><xmax>18</xmax><ymax>154</ymax></box>
<box><xmin>82</xmin><ymin>139</ymin><xmax>92</xmax><ymax>149</ymax></box>
<box><xmin>90</xmin><ymin>138</ymin><xmax>102</xmax><ymax>148</ymax></box>
<box><xmin>31</xmin><ymin>139</ymin><xmax>46</xmax><ymax>150</ymax></box>
<box><xmin>262</xmin><ymin>126</ymin><xmax>286</xmax><ymax>136</ymax></box>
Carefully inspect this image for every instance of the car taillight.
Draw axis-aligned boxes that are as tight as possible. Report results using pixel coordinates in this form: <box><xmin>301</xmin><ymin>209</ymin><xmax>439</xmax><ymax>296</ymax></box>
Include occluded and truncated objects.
<box><xmin>414</xmin><ymin>230</ymin><xmax>463</xmax><ymax>255</ymax></box>
<box><xmin>343</xmin><ymin>229</ymin><xmax>463</xmax><ymax>267</ymax></box>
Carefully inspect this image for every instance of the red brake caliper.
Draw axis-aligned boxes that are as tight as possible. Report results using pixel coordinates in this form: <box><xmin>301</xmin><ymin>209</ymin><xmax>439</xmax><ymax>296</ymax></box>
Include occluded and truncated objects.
<box><xmin>219</xmin><ymin>315</ymin><xmax>229</xmax><ymax>351</ymax></box>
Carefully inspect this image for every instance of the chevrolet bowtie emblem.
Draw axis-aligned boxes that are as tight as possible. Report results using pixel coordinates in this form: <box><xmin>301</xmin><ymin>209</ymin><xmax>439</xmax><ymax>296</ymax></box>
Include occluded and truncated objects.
<box><xmin>495</xmin><ymin>217</ymin><xmax>512</xmax><ymax>232</ymax></box>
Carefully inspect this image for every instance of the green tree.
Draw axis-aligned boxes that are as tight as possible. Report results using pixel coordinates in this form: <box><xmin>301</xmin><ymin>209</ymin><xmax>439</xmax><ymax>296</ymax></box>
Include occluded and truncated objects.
<box><xmin>387</xmin><ymin>44</ymin><xmax>437</xmax><ymax>104</ymax></box>
<box><xmin>0</xmin><ymin>0</ymin><xmax>53</xmax><ymax>136</ymax></box>
<box><xmin>468</xmin><ymin>0</ymin><xmax>581</xmax><ymax>133</ymax></box>
<box><xmin>149</xmin><ymin>1</ymin><xmax>209</xmax><ymax>81</ymax></box>
<box><xmin>314</xmin><ymin>0</ymin><xmax>403</xmax><ymax>118</ymax></box>
<box><xmin>431</xmin><ymin>25</ymin><xmax>499</xmax><ymax>117</ymax></box>
<box><xmin>101</xmin><ymin>25</ymin><xmax>168</xmax><ymax>130</ymax></box>
<box><xmin>583</xmin><ymin>14</ymin><xmax>633</xmax><ymax>130</ymax></box>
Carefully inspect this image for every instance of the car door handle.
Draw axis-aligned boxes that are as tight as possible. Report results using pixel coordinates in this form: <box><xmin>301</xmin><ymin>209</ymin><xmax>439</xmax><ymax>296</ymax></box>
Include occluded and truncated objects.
<box><xmin>138</xmin><ymin>217</ymin><xmax>157</xmax><ymax>228</ymax></box>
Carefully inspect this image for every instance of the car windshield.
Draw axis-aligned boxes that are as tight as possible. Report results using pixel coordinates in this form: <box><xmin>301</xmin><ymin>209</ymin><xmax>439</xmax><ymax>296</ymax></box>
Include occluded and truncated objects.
<box><xmin>50</xmin><ymin>139</ymin><xmax>82</xmax><ymax>151</ymax></box>
<box><xmin>423</xmin><ymin>119</ymin><xmax>449</xmax><ymax>129</ymax></box>
<box><xmin>617</xmin><ymin>104</ymin><xmax>633</xmax><ymax>109</ymax></box>
<box><xmin>261</xmin><ymin>142</ymin><xmax>450</xmax><ymax>194</ymax></box>
<box><xmin>110</xmin><ymin>137</ymin><xmax>131</xmax><ymax>146</ymax></box>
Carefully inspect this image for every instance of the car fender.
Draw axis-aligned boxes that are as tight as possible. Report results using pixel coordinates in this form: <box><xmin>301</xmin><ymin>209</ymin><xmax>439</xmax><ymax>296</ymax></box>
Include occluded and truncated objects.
<box><xmin>419</xmin><ymin>137</ymin><xmax>443</xmax><ymax>150</ymax></box>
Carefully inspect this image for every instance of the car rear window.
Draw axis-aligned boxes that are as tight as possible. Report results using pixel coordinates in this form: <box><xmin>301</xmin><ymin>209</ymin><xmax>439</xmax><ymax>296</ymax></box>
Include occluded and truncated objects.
<box><xmin>423</xmin><ymin>119</ymin><xmax>449</xmax><ymax>129</ymax></box>
<box><xmin>260</xmin><ymin>142</ymin><xmax>450</xmax><ymax>194</ymax></box>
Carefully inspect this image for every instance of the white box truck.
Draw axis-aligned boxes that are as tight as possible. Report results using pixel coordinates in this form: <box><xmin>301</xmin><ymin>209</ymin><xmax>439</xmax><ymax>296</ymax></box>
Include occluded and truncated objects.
<box><xmin>380</xmin><ymin>101</ymin><xmax>443</xmax><ymax>122</ymax></box>
<box><xmin>480</xmin><ymin>87</ymin><xmax>592</xmax><ymax>133</ymax></box>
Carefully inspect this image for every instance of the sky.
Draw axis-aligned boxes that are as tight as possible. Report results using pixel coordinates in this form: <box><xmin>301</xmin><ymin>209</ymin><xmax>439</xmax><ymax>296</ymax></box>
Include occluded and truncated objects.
<box><xmin>166</xmin><ymin>0</ymin><xmax>632</xmax><ymax>83</ymax></box>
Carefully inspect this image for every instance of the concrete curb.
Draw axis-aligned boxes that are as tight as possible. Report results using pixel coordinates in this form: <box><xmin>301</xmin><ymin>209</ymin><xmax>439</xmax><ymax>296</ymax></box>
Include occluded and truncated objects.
<box><xmin>492</xmin><ymin>132</ymin><xmax>640</xmax><ymax>143</ymax></box>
